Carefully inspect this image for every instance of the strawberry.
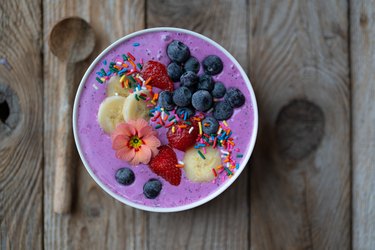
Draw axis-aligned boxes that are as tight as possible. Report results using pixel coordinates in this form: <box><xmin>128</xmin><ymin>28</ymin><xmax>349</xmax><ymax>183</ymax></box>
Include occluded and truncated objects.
<box><xmin>149</xmin><ymin>145</ymin><xmax>181</xmax><ymax>186</ymax></box>
<box><xmin>141</xmin><ymin>61</ymin><xmax>174</xmax><ymax>91</ymax></box>
<box><xmin>167</xmin><ymin>119</ymin><xmax>199</xmax><ymax>151</ymax></box>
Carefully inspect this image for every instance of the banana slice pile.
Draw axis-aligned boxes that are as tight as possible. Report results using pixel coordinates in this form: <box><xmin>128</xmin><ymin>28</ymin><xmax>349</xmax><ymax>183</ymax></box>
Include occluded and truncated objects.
<box><xmin>183</xmin><ymin>146</ymin><xmax>221</xmax><ymax>182</ymax></box>
<box><xmin>97</xmin><ymin>76</ymin><xmax>152</xmax><ymax>134</ymax></box>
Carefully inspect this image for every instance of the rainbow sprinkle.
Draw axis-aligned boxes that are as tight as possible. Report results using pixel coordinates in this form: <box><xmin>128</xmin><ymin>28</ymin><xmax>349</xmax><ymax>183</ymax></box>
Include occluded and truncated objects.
<box><xmin>212</xmin><ymin>168</ymin><xmax>218</xmax><ymax>177</ymax></box>
<box><xmin>197</xmin><ymin>150</ymin><xmax>206</xmax><ymax>159</ymax></box>
<box><xmin>190</xmin><ymin>119</ymin><xmax>243</xmax><ymax>180</ymax></box>
<box><xmin>96</xmin><ymin>77</ymin><xmax>103</xmax><ymax>84</ymax></box>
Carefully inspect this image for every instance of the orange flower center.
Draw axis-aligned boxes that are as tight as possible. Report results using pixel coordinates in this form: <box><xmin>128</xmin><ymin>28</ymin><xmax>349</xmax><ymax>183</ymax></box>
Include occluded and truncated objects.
<box><xmin>128</xmin><ymin>135</ymin><xmax>143</xmax><ymax>151</ymax></box>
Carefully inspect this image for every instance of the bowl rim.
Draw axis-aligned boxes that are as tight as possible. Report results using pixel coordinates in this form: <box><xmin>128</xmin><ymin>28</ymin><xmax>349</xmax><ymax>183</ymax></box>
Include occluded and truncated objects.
<box><xmin>73</xmin><ymin>27</ymin><xmax>258</xmax><ymax>213</ymax></box>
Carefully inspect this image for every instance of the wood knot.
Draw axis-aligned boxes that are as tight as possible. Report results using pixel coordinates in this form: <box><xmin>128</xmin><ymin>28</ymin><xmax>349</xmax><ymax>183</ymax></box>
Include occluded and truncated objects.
<box><xmin>0</xmin><ymin>83</ymin><xmax>20</xmax><ymax>137</ymax></box>
<box><xmin>276</xmin><ymin>99</ymin><xmax>324</xmax><ymax>160</ymax></box>
<box><xmin>360</xmin><ymin>13</ymin><xmax>368</xmax><ymax>27</ymax></box>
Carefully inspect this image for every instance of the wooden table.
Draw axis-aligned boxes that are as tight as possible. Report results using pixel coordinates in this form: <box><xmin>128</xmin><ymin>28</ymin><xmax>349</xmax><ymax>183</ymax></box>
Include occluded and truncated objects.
<box><xmin>1</xmin><ymin>0</ymin><xmax>374</xmax><ymax>249</ymax></box>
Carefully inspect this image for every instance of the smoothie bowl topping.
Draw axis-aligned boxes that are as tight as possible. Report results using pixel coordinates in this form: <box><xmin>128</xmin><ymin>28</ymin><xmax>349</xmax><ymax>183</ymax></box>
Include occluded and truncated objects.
<box><xmin>96</xmin><ymin>39</ymin><xmax>246</xmax><ymax>199</ymax></box>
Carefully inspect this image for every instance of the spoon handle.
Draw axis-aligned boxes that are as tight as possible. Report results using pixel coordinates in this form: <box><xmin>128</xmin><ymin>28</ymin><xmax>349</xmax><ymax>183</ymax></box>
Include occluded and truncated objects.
<box><xmin>53</xmin><ymin>63</ymin><xmax>76</xmax><ymax>214</ymax></box>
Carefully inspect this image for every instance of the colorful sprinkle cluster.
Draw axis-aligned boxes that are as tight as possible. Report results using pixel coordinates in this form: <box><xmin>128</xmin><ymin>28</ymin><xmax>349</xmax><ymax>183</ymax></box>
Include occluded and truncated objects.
<box><xmin>94</xmin><ymin>52</ymin><xmax>155</xmax><ymax>96</ymax></box>
<box><xmin>196</xmin><ymin>120</ymin><xmax>242</xmax><ymax>182</ymax></box>
<box><xmin>148</xmin><ymin>103</ymin><xmax>243</xmax><ymax>182</ymax></box>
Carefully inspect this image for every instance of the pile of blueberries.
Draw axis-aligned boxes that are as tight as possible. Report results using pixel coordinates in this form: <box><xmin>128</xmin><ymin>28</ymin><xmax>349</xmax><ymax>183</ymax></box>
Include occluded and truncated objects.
<box><xmin>159</xmin><ymin>40</ymin><xmax>245</xmax><ymax>134</ymax></box>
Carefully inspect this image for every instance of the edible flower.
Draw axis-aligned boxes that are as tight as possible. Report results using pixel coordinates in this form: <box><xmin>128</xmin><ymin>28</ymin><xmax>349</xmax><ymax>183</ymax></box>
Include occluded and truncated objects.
<box><xmin>111</xmin><ymin>119</ymin><xmax>161</xmax><ymax>165</ymax></box>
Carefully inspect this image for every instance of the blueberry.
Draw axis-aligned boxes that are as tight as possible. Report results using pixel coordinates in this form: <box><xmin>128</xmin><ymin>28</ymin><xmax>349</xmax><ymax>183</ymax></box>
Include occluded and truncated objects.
<box><xmin>202</xmin><ymin>116</ymin><xmax>219</xmax><ymax>135</ymax></box>
<box><xmin>225</xmin><ymin>88</ymin><xmax>245</xmax><ymax>108</ymax></box>
<box><xmin>198</xmin><ymin>74</ymin><xmax>214</xmax><ymax>91</ymax></box>
<box><xmin>143</xmin><ymin>179</ymin><xmax>162</xmax><ymax>199</ymax></box>
<box><xmin>115</xmin><ymin>168</ymin><xmax>135</xmax><ymax>186</ymax></box>
<box><xmin>184</xmin><ymin>57</ymin><xmax>200</xmax><ymax>73</ymax></box>
<box><xmin>173</xmin><ymin>86</ymin><xmax>192</xmax><ymax>107</ymax></box>
<box><xmin>202</xmin><ymin>55</ymin><xmax>223</xmax><ymax>75</ymax></box>
<box><xmin>192</xmin><ymin>90</ymin><xmax>213</xmax><ymax>112</ymax></box>
<box><xmin>176</xmin><ymin>106</ymin><xmax>195</xmax><ymax>119</ymax></box>
<box><xmin>167</xmin><ymin>62</ymin><xmax>183</xmax><ymax>82</ymax></box>
<box><xmin>182</xmin><ymin>84</ymin><xmax>197</xmax><ymax>94</ymax></box>
<box><xmin>213</xmin><ymin>100</ymin><xmax>234</xmax><ymax>120</ymax></box>
<box><xmin>158</xmin><ymin>91</ymin><xmax>175</xmax><ymax>111</ymax></box>
<box><xmin>167</xmin><ymin>40</ymin><xmax>190</xmax><ymax>64</ymax></box>
<box><xmin>180</xmin><ymin>71</ymin><xmax>199</xmax><ymax>88</ymax></box>
<box><xmin>211</xmin><ymin>82</ymin><xmax>226</xmax><ymax>98</ymax></box>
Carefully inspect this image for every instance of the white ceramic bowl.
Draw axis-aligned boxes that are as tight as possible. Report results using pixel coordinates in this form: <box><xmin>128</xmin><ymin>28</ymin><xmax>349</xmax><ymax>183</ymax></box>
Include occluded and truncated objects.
<box><xmin>73</xmin><ymin>27</ymin><xmax>258</xmax><ymax>212</ymax></box>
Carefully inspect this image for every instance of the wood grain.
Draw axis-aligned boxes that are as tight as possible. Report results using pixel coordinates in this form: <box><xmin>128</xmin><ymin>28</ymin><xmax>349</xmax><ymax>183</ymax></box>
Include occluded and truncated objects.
<box><xmin>0</xmin><ymin>0</ymin><xmax>43</xmax><ymax>249</ymax></box>
<box><xmin>351</xmin><ymin>1</ymin><xmax>375</xmax><ymax>249</ymax></box>
<box><xmin>147</xmin><ymin>1</ymin><xmax>249</xmax><ymax>249</ymax></box>
<box><xmin>1</xmin><ymin>0</ymin><xmax>374</xmax><ymax>249</ymax></box>
<box><xmin>43</xmin><ymin>0</ymin><xmax>147</xmax><ymax>249</ymax></box>
<box><xmin>249</xmin><ymin>0</ymin><xmax>351</xmax><ymax>249</ymax></box>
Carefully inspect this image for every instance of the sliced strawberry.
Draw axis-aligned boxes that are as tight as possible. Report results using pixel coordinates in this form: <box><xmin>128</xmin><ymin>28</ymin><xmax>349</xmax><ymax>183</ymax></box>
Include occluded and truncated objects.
<box><xmin>141</xmin><ymin>61</ymin><xmax>174</xmax><ymax>91</ymax></box>
<box><xmin>149</xmin><ymin>145</ymin><xmax>181</xmax><ymax>186</ymax></box>
<box><xmin>167</xmin><ymin>119</ymin><xmax>199</xmax><ymax>151</ymax></box>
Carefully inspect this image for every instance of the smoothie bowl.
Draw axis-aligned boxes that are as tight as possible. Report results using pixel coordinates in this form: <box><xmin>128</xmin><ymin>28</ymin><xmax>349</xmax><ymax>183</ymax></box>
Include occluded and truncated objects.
<box><xmin>73</xmin><ymin>27</ymin><xmax>258</xmax><ymax>212</ymax></box>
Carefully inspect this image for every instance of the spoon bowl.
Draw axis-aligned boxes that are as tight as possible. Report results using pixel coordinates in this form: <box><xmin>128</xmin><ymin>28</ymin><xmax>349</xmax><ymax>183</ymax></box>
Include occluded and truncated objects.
<box><xmin>49</xmin><ymin>17</ymin><xmax>95</xmax><ymax>63</ymax></box>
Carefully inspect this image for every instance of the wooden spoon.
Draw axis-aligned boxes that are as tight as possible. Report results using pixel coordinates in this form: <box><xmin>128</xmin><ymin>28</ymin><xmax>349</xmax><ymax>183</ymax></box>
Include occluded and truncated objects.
<box><xmin>49</xmin><ymin>17</ymin><xmax>95</xmax><ymax>214</ymax></box>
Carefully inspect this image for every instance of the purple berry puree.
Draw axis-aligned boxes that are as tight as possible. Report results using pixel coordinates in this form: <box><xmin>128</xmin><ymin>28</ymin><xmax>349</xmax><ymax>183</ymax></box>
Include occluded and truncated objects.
<box><xmin>75</xmin><ymin>29</ymin><xmax>256</xmax><ymax>208</ymax></box>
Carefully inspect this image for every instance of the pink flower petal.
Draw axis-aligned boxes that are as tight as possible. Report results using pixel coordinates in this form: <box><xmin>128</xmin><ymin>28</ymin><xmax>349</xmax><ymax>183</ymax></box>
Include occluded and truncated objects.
<box><xmin>140</xmin><ymin>146</ymin><xmax>153</xmax><ymax>164</ymax></box>
<box><xmin>128</xmin><ymin>119</ymin><xmax>148</xmax><ymax>132</ymax></box>
<box><xmin>128</xmin><ymin>146</ymin><xmax>151</xmax><ymax>165</ymax></box>
<box><xmin>112</xmin><ymin>135</ymin><xmax>128</xmax><ymax>150</ymax></box>
<box><xmin>138</xmin><ymin>125</ymin><xmax>155</xmax><ymax>138</ymax></box>
<box><xmin>143</xmin><ymin>135</ymin><xmax>161</xmax><ymax>147</ymax></box>
<box><xmin>111</xmin><ymin>123</ymin><xmax>136</xmax><ymax>140</ymax></box>
<box><xmin>115</xmin><ymin>147</ymin><xmax>135</xmax><ymax>162</ymax></box>
<box><xmin>143</xmin><ymin>135</ymin><xmax>161</xmax><ymax>156</ymax></box>
<box><xmin>149</xmin><ymin>147</ymin><xmax>159</xmax><ymax>157</ymax></box>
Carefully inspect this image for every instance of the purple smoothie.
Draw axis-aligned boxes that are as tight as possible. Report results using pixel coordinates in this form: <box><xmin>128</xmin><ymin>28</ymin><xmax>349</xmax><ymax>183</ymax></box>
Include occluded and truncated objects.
<box><xmin>75</xmin><ymin>29</ymin><xmax>256</xmax><ymax>209</ymax></box>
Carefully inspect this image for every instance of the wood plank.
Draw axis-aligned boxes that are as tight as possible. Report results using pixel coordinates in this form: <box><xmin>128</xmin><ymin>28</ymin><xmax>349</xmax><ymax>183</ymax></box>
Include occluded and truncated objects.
<box><xmin>249</xmin><ymin>0</ymin><xmax>351</xmax><ymax>249</ymax></box>
<box><xmin>351</xmin><ymin>1</ymin><xmax>375</xmax><ymax>248</ymax></box>
<box><xmin>0</xmin><ymin>0</ymin><xmax>43</xmax><ymax>249</ymax></box>
<box><xmin>147</xmin><ymin>1</ymin><xmax>249</xmax><ymax>249</ymax></box>
<box><xmin>43</xmin><ymin>1</ymin><xmax>147</xmax><ymax>249</ymax></box>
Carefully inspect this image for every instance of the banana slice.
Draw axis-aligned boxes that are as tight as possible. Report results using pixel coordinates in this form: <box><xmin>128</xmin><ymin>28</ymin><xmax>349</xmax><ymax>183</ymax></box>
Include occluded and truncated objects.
<box><xmin>97</xmin><ymin>96</ymin><xmax>126</xmax><ymax>134</ymax></box>
<box><xmin>106</xmin><ymin>75</ymin><xmax>131</xmax><ymax>97</ymax></box>
<box><xmin>183</xmin><ymin>146</ymin><xmax>222</xmax><ymax>182</ymax></box>
<box><xmin>123</xmin><ymin>89</ymin><xmax>152</xmax><ymax>122</ymax></box>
